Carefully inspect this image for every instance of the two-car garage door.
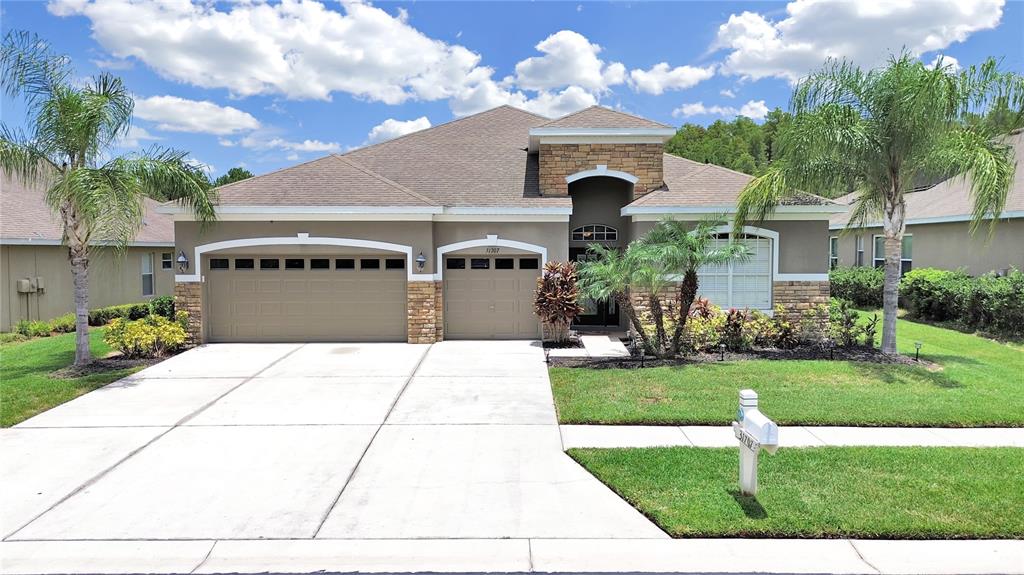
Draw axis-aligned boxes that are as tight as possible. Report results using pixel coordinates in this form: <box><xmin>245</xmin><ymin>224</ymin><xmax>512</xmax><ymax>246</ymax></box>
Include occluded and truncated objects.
<box><xmin>203</xmin><ymin>252</ymin><xmax>543</xmax><ymax>342</ymax></box>
<box><xmin>205</xmin><ymin>255</ymin><xmax>407</xmax><ymax>342</ymax></box>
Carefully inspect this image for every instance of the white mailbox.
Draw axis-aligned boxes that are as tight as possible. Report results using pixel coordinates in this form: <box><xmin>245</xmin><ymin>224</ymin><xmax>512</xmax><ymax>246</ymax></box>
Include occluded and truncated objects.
<box><xmin>731</xmin><ymin>389</ymin><xmax>778</xmax><ymax>496</ymax></box>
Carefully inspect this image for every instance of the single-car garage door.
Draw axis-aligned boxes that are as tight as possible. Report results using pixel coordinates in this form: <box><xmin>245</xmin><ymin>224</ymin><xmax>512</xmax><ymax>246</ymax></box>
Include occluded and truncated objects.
<box><xmin>205</xmin><ymin>255</ymin><xmax>407</xmax><ymax>342</ymax></box>
<box><xmin>443</xmin><ymin>255</ymin><xmax>541</xmax><ymax>339</ymax></box>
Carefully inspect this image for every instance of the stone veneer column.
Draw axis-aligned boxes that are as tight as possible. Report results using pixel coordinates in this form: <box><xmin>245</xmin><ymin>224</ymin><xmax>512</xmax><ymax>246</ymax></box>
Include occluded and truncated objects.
<box><xmin>407</xmin><ymin>281</ymin><xmax>438</xmax><ymax>344</ymax></box>
<box><xmin>174</xmin><ymin>282</ymin><xmax>203</xmax><ymax>346</ymax></box>
<box><xmin>538</xmin><ymin>143</ymin><xmax>664</xmax><ymax>198</ymax></box>
<box><xmin>433</xmin><ymin>280</ymin><xmax>444</xmax><ymax>342</ymax></box>
<box><xmin>773</xmin><ymin>280</ymin><xmax>831</xmax><ymax>333</ymax></box>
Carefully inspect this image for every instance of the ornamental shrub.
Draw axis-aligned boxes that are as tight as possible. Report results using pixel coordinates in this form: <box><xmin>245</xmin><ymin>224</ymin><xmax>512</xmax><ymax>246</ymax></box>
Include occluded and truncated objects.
<box><xmin>683</xmin><ymin>301</ymin><xmax>724</xmax><ymax>352</ymax></box>
<box><xmin>533</xmin><ymin>261</ymin><xmax>583</xmax><ymax>342</ymax></box>
<box><xmin>722</xmin><ymin>309</ymin><xmax>752</xmax><ymax>351</ymax></box>
<box><xmin>148</xmin><ymin>296</ymin><xmax>175</xmax><ymax>318</ymax></box>
<box><xmin>829</xmin><ymin>266</ymin><xmax>884</xmax><ymax>308</ymax></box>
<box><xmin>900</xmin><ymin>268</ymin><xmax>971</xmax><ymax>321</ymax></box>
<box><xmin>771</xmin><ymin>305</ymin><xmax>800</xmax><ymax>349</ymax></box>
<box><xmin>744</xmin><ymin>310</ymin><xmax>778</xmax><ymax>348</ymax></box>
<box><xmin>963</xmin><ymin>269</ymin><xmax>1024</xmax><ymax>336</ymax></box>
<box><xmin>103</xmin><ymin>314</ymin><xmax>187</xmax><ymax>358</ymax></box>
<box><xmin>88</xmin><ymin>302</ymin><xmax>150</xmax><ymax>326</ymax></box>
<box><xmin>15</xmin><ymin>320</ymin><xmax>51</xmax><ymax>338</ymax></box>
<box><xmin>49</xmin><ymin>313</ymin><xmax>76</xmax><ymax>333</ymax></box>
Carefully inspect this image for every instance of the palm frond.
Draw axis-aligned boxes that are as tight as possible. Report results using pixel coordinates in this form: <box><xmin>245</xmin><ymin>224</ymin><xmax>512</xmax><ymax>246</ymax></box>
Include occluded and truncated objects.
<box><xmin>121</xmin><ymin>147</ymin><xmax>217</xmax><ymax>223</ymax></box>
<box><xmin>0</xmin><ymin>125</ymin><xmax>60</xmax><ymax>184</ymax></box>
<box><xmin>1</xmin><ymin>30</ymin><xmax>70</xmax><ymax>119</ymax></box>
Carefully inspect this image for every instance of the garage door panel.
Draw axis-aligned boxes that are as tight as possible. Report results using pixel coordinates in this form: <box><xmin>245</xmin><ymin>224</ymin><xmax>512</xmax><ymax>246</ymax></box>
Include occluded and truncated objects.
<box><xmin>444</xmin><ymin>256</ymin><xmax>541</xmax><ymax>340</ymax></box>
<box><xmin>206</xmin><ymin>255</ymin><xmax>407</xmax><ymax>343</ymax></box>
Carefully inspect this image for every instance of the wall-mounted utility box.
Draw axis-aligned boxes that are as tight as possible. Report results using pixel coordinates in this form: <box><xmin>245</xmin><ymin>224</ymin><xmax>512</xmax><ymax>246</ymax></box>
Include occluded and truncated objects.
<box><xmin>35</xmin><ymin>276</ymin><xmax>45</xmax><ymax>292</ymax></box>
<box><xmin>16</xmin><ymin>279</ymin><xmax>35</xmax><ymax>293</ymax></box>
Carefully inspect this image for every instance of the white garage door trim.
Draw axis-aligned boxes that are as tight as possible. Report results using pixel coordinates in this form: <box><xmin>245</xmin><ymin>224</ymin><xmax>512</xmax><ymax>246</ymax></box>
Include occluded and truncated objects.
<box><xmin>176</xmin><ymin>233</ymin><xmax>435</xmax><ymax>283</ymax></box>
<box><xmin>434</xmin><ymin>235</ymin><xmax>547</xmax><ymax>280</ymax></box>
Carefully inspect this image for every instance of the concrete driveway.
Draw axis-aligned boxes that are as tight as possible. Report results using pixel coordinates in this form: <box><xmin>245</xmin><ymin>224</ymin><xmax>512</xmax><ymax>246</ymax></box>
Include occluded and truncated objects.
<box><xmin>2</xmin><ymin>340</ymin><xmax>663</xmax><ymax>543</ymax></box>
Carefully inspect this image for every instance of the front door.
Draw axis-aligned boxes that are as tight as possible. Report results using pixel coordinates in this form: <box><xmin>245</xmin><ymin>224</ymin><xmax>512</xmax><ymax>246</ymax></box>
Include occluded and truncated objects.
<box><xmin>570</xmin><ymin>248</ymin><xmax>621</xmax><ymax>327</ymax></box>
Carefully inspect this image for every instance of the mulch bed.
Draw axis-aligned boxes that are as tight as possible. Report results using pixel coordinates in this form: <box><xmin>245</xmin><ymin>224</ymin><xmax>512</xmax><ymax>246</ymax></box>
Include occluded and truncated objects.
<box><xmin>548</xmin><ymin>345</ymin><xmax>938</xmax><ymax>369</ymax></box>
<box><xmin>50</xmin><ymin>356</ymin><xmax>161</xmax><ymax>379</ymax></box>
<box><xmin>542</xmin><ymin>339</ymin><xmax>584</xmax><ymax>349</ymax></box>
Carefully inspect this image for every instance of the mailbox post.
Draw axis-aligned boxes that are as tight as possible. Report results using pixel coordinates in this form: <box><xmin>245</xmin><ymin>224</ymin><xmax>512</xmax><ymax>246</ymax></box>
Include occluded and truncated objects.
<box><xmin>731</xmin><ymin>389</ymin><xmax>778</xmax><ymax>496</ymax></box>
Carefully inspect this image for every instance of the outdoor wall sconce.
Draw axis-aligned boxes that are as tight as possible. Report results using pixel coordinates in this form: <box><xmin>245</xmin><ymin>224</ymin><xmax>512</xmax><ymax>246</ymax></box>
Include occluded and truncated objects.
<box><xmin>914</xmin><ymin>341</ymin><xmax>923</xmax><ymax>361</ymax></box>
<box><xmin>176</xmin><ymin>250</ymin><xmax>189</xmax><ymax>272</ymax></box>
<box><xmin>415</xmin><ymin>252</ymin><xmax>427</xmax><ymax>272</ymax></box>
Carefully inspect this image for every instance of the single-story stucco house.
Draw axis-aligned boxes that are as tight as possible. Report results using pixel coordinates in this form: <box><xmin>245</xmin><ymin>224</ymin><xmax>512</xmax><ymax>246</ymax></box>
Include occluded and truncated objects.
<box><xmin>161</xmin><ymin>105</ymin><xmax>844</xmax><ymax>344</ymax></box>
<box><xmin>1</xmin><ymin>171</ymin><xmax>176</xmax><ymax>331</ymax></box>
<box><xmin>829</xmin><ymin>130</ymin><xmax>1023</xmax><ymax>276</ymax></box>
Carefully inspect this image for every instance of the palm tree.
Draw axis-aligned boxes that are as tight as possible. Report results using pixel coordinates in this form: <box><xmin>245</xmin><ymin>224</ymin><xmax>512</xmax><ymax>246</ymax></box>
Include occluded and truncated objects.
<box><xmin>735</xmin><ymin>53</ymin><xmax>1023</xmax><ymax>354</ymax></box>
<box><xmin>577</xmin><ymin>218</ymin><xmax>748</xmax><ymax>358</ymax></box>
<box><xmin>1</xmin><ymin>32</ymin><xmax>216</xmax><ymax>366</ymax></box>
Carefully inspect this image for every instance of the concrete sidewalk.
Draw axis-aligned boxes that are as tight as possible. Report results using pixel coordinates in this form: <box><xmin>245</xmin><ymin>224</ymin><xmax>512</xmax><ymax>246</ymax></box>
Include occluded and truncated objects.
<box><xmin>2</xmin><ymin>537</ymin><xmax>1022</xmax><ymax>574</ymax></box>
<box><xmin>561</xmin><ymin>424</ymin><xmax>1024</xmax><ymax>448</ymax></box>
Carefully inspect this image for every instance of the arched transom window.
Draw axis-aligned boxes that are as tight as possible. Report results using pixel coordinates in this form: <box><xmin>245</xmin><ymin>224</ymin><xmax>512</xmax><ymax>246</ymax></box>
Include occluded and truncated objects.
<box><xmin>698</xmin><ymin>232</ymin><xmax>773</xmax><ymax>311</ymax></box>
<box><xmin>572</xmin><ymin>224</ymin><xmax>618</xmax><ymax>242</ymax></box>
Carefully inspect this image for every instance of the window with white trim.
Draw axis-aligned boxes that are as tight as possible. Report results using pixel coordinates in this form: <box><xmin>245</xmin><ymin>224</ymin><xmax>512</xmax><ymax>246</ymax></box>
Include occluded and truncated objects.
<box><xmin>161</xmin><ymin>252</ymin><xmax>173</xmax><ymax>270</ymax></box>
<box><xmin>829</xmin><ymin>236</ymin><xmax>839</xmax><ymax>269</ymax></box>
<box><xmin>873</xmin><ymin>235</ymin><xmax>912</xmax><ymax>275</ymax></box>
<box><xmin>697</xmin><ymin>233</ymin><xmax>772</xmax><ymax>311</ymax></box>
<box><xmin>855</xmin><ymin>235</ymin><xmax>865</xmax><ymax>267</ymax></box>
<box><xmin>141</xmin><ymin>253</ymin><xmax>154</xmax><ymax>296</ymax></box>
<box><xmin>571</xmin><ymin>224</ymin><xmax>617</xmax><ymax>242</ymax></box>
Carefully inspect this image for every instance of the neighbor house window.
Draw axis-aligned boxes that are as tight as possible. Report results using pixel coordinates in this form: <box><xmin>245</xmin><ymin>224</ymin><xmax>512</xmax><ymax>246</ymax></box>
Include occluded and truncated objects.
<box><xmin>855</xmin><ymin>235</ymin><xmax>865</xmax><ymax>267</ymax></box>
<box><xmin>873</xmin><ymin>235</ymin><xmax>913</xmax><ymax>275</ymax></box>
<box><xmin>142</xmin><ymin>253</ymin><xmax>155</xmax><ymax>296</ymax></box>
<box><xmin>571</xmin><ymin>224</ymin><xmax>617</xmax><ymax>242</ymax></box>
<box><xmin>697</xmin><ymin>233</ymin><xmax>772</xmax><ymax>311</ymax></box>
<box><xmin>161</xmin><ymin>252</ymin><xmax>173</xmax><ymax>270</ymax></box>
<box><xmin>829</xmin><ymin>236</ymin><xmax>839</xmax><ymax>269</ymax></box>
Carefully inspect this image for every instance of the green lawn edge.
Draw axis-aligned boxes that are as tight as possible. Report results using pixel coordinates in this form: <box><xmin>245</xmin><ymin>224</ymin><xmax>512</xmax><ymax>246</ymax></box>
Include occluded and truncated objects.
<box><xmin>0</xmin><ymin>328</ymin><xmax>143</xmax><ymax>427</ymax></box>
<box><xmin>551</xmin><ymin>317</ymin><xmax>1024</xmax><ymax>427</ymax></box>
<box><xmin>570</xmin><ymin>446</ymin><xmax>1024</xmax><ymax>539</ymax></box>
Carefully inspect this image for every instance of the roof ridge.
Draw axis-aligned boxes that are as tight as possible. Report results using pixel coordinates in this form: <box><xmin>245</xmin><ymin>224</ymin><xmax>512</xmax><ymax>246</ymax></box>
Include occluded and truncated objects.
<box><xmin>329</xmin><ymin>155</ymin><xmax>439</xmax><ymax>206</ymax></box>
<box><xmin>540</xmin><ymin>105</ymin><xmax>673</xmax><ymax>129</ymax></box>
<box><xmin>344</xmin><ymin>105</ymin><xmax>548</xmax><ymax>157</ymax></box>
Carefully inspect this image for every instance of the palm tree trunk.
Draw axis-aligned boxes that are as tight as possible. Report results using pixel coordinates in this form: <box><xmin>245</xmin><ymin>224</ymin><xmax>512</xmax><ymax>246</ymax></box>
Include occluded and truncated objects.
<box><xmin>617</xmin><ymin>292</ymin><xmax>655</xmax><ymax>356</ymax></box>
<box><xmin>669</xmin><ymin>269</ymin><xmax>699</xmax><ymax>356</ymax></box>
<box><xmin>880</xmin><ymin>203</ymin><xmax>905</xmax><ymax>355</ymax></box>
<box><xmin>648</xmin><ymin>293</ymin><xmax>669</xmax><ymax>358</ymax></box>
<box><xmin>70</xmin><ymin>246</ymin><xmax>91</xmax><ymax>366</ymax></box>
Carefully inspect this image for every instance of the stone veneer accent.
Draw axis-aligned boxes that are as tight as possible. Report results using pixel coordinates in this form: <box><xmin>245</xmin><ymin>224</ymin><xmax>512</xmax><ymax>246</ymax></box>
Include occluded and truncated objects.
<box><xmin>539</xmin><ymin>143</ymin><xmax>664</xmax><ymax>198</ymax></box>
<box><xmin>773</xmin><ymin>280</ymin><xmax>831</xmax><ymax>332</ymax></box>
<box><xmin>433</xmin><ymin>280</ymin><xmax>444</xmax><ymax>342</ymax></box>
<box><xmin>174</xmin><ymin>282</ymin><xmax>203</xmax><ymax>346</ymax></box>
<box><xmin>407</xmin><ymin>281</ymin><xmax>439</xmax><ymax>344</ymax></box>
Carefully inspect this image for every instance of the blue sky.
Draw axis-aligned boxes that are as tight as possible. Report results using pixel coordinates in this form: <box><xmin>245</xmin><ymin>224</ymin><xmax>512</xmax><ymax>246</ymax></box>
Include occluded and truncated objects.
<box><xmin>3</xmin><ymin>0</ymin><xmax>1022</xmax><ymax>179</ymax></box>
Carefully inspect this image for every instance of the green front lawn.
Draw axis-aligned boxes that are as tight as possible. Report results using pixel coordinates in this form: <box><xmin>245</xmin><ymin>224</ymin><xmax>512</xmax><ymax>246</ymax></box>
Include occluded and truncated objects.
<box><xmin>551</xmin><ymin>317</ymin><xmax>1024</xmax><ymax>426</ymax></box>
<box><xmin>570</xmin><ymin>446</ymin><xmax>1024</xmax><ymax>539</ymax></box>
<box><xmin>0</xmin><ymin>328</ymin><xmax>143</xmax><ymax>427</ymax></box>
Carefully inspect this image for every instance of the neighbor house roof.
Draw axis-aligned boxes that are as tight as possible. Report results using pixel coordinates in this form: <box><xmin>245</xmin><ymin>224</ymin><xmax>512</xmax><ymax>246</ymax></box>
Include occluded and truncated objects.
<box><xmin>829</xmin><ymin>131</ymin><xmax>1024</xmax><ymax>229</ymax></box>
<box><xmin>535</xmin><ymin>105</ymin><xmax>673</xmax><ymax>130</ymax></box>
<box><xmin>624</xmin><ymin>154</ymin><xmax>841</xmax><ymax>213</ymax></box>
<box><xmin>1</xmin><ymin>170</ymin><xmax>174</xmax><ymax>246</ymax></box>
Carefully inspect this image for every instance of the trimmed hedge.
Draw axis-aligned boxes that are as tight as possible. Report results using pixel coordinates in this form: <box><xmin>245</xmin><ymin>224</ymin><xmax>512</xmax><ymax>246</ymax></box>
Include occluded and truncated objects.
<box><xmin>900</xmin><ymin>267</ymin><xmax>1024</xmax><ymax>336</ymax></box>
<box><xmin>829</xmin><ymin>266</ymin><xmax>884</xmax><ymax>308</ymax></box>
<box><xmin>88</xmin><ymin>302</ymin><xmax>151</xmax><ymax>326</ymax></box>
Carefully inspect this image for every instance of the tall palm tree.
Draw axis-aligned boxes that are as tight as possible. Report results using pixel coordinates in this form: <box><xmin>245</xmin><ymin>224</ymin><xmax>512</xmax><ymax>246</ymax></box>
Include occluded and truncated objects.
<box><xmin>1</xmin><ymin>32</ymin><xmax>216</xmax><ymax>366</ymax></box>
<box><xmin>735</xmin><ymin>53</ymin><xmax>1023</xmax><ymax>354</ymax></box>
<box><xmin>578</xmin><ymin>218</ymin><xmax>748</xmax><ymax>358</ymax></box>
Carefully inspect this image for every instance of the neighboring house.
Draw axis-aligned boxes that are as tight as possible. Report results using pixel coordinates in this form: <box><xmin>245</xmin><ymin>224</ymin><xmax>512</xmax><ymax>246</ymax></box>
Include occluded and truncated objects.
<box><xmin>0</xmin><ymin>171</ymin><xmax>175</xmax><ymax>331</ymax></box>
<box><xmin>829</xmin><ymin>130</ymin><xmax>1024</xmax><ymax>276</ymax></box>
<box><xmin>162</xmin><ymin>106</ymin><xmax>843</xmax><ymax>344</ymax></box>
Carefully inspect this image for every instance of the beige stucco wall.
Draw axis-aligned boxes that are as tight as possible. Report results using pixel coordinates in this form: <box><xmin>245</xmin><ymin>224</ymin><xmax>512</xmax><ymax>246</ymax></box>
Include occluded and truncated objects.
<box><xmin>175</xmin><ymin>220</ymin><xmax>437</xmax><ymax>273</ymax></box>
<box><xmin>432</xmin><ymin>221</ymin><xmax>569</xmax><ymax>261</ymax></box>
<box><xmin>630</xmin><ymin>219</ymin><xmax>829</xmax><ymax>274</ymax></box>
<box><xmin>569</xmin><ymin>177</ymin><xmax>633</xmax><ymax>248</ymax></box>
<box><xmin>1</xmin><ymin>244</ymin><xmax>175</xmax><ymax>331</ymax></box>
<box><xmin>832</xmin><ymin>219</ymin><xmax>1024</xmax><ymax>275</ymax></box>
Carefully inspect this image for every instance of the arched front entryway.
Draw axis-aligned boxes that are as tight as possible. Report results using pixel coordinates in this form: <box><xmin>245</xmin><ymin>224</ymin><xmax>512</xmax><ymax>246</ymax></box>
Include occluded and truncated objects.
<box><xmin>567</xmin><ymin>172</ymin><xmax>636</xmax><ymax>327</ymax></box>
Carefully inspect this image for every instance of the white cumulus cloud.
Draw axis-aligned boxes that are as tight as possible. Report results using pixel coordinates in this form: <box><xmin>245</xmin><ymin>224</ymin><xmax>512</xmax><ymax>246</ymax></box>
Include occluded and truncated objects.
<box><xmin>629</xmin><ymin>63</ymin><xmax>715</xmax><ymax>95</ymax></box>
<box><xmin>366</xmin><ymin>117</ymin><xmax>432</xmax><ymax>144</ymax></box>
<box><xmin>513</xmin><ymin>30</ymin><xmax>626</xmax><ymax>93</ymax></box>
<box><xmin>672</xmin><ymin>99</ymin><xmax>769</xmax><ymax>121</ymax></box>
<box><xmin>134</xmin><ymin>96</ymin><xmax>260</xmax><ymax>135</ymax></box>
<box><xmin>926</xmin><ymin>54</ymin><xmax>961</xmax><ymax>72</ymax></box>
<box><xmin>117</xmin><ymin>125</ymin><xmax>161</xmax><ymax>149</ymax></box>
<box><xmin>713</xmin><ymin>0</ymin><xmax>1003</xmax><ymax>83</ymax></box>
<box><xmin>224</xmin><ymin>134</ymin><xmax>342</xmax><ymax>154</ymax></box>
